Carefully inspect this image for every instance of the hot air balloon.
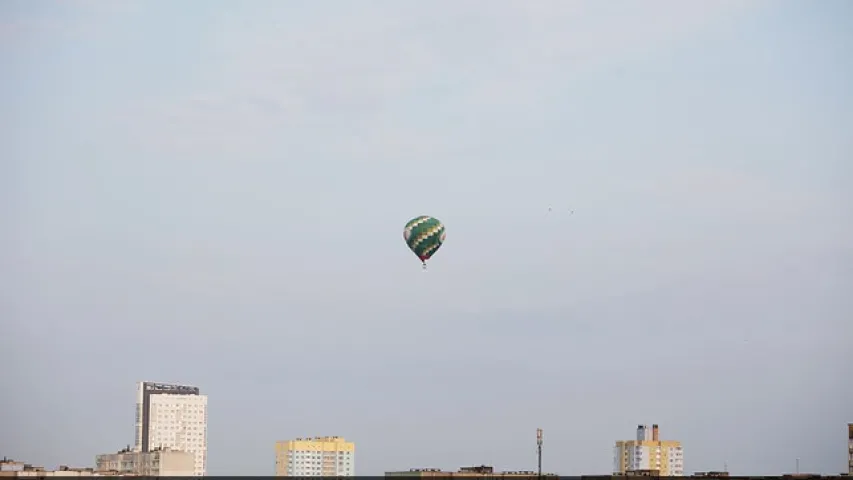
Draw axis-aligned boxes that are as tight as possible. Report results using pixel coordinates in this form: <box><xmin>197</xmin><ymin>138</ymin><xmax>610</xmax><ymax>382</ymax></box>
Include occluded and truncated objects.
<box><xmin>403</xmin><ymin>215</ymin><xmax>446</xmax><ymax>270</ymax></box>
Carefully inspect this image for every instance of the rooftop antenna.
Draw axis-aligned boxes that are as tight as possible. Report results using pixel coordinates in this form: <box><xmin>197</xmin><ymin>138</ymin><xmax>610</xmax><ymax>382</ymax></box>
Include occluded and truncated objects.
<box><xmin>536</xmin><ymin>428</ymin><xmax>543</xmax><ymax>480</ymax></box>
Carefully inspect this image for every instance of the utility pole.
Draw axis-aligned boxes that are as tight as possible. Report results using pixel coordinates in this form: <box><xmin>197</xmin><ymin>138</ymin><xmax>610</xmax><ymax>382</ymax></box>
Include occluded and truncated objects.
<box><xmin>536</xmin><ymin>428</ymin><xmax>543</xmax><ymax>480</ymax></box>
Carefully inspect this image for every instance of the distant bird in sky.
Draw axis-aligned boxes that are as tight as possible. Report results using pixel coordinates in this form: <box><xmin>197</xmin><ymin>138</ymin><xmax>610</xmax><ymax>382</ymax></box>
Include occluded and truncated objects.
<box><xmin>545</xmin><ymin>206</ymin><xmax>574</xmax><ymax>217</ymax></box>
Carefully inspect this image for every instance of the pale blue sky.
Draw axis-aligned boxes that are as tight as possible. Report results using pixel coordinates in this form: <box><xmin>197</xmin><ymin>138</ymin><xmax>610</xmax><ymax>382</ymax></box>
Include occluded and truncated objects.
<box><xmin>2</xmin><ymin>0</ymin><xmax>851</xmax><ymax>476</ymax></box>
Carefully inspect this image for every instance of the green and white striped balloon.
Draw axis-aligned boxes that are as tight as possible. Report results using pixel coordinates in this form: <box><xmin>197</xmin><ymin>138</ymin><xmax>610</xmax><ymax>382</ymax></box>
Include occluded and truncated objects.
<box><xmin>403</xmin><ymin>215</ymin><xmax>446</xmax><ymax>267</ymax></box>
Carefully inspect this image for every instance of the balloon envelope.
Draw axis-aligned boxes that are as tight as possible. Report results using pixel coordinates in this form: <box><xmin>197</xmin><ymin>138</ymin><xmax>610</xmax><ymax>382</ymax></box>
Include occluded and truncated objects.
<box><xmin>403</xmin><ymin>215</ymin><xmax>446</xmax><ymax>263</ymax></box>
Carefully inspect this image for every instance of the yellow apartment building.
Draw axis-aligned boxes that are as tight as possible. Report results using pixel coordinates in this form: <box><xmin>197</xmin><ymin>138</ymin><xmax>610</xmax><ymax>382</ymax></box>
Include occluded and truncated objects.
<box><xmin>274</xmin><ymin>436</ymin><xmax>355</xmax><ymax>477</ymax></box>
<box><xmin>613</xmin><ymin>424</ymin><xmax>684</xmax><ymax>476</ymax></box>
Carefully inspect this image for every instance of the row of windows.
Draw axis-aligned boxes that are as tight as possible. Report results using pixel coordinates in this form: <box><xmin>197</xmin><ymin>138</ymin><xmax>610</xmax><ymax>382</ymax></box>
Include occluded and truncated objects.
<box><xmin>150</xmin><ymin>440</ymin><xmax>205</xmax><ymax>446</ymax></box>
<box><xmin>150</xmin><ymin>441</ymin><xmax>205</xmax><ymax>447</ymax></box>
<box><xmin>627</xmin><ymin>452</ymin><xmax>682</xmax><ymax>458</ymax></box>
<box><xmin>150</xmin><ymin>413</ymin><xmax>205</xmax><ymax>418</ymax></box>
<box><xmin>151</xmin><ymin>408</ymin><xmax>206</xmax><ymax>412</ymax></box>
<box><xmin>631</xmin><ymin>447</ymin><xmax>682</xmax><ymax>451</ymax></box>
<box><xmin>290</xmin><ymin>461</ymin><xmax>352</xmax><ymax>465</ymax></box>
<box><xmin>151</xmin><ymin>416</ymin><xmax>205</xmax><ymax>420</ymax></box>
<box><xmin>150</xmin><ymin>437</ymin><xmax>206</xmax><ymax>453</ymax></box>
<box><xmin>291</xmin><ymin>453</ymin><xmax>352</xmax><ymax>459</ymax></box>
<box><xmin>291</xmin><ymin>466</ymin><xmax>349</xmax><ymax>471</ymax></box>
<box><xmin>148</xmin><ymin>408</ymin><xmax>207</xmax><ymax>418</ymax></box>
<box><xmin>628</xmin><ymin>459</ymin><xmax>683</xmax><ymax>464</ymax></box>
<box><xmin>291</xmin><ymin>451</ymin><xmax>352</xmax><ymax>455</ymax></box>
<box><xmin>151</xmin><ymin>404</ymin><xmax>206</xmax><ymax>408</ymax></box>
<box><xmin>151</xmin><ymin>425</ymin><xmax>205</xmax><ymax>430</ymax></box>
<box><xmin>151</xmin><ymin>409</ymin><xmax>205</xmax><ymax>412</ymax></box>
<box><xmin>151</xmin><ymin>405</ymin><xmax>205</xmax><ymax>409</ymax></box>
<box><xmin>148</xmin><ymin>444</ymin><xmax>205</xmax><ymax>453</ymax></box>
<box><xmin>287</xmin><ymin>469</ymin><xmax>352</xmax><ymax>477</ymax></box>
<box><xmin>289</xmin><ymin>468</ymin><xmax>353</xmax><ymax>473</ymax></box>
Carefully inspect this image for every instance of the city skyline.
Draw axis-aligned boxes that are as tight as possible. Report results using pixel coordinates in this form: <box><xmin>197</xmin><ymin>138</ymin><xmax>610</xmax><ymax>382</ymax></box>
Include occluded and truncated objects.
<box><xmin>2</xmin><ymin>423</ymin><xmax>852</xmax><ymax>477</ymax></box>
<box><xmin>2</xmin><ymin>0</ymin><xmax>851</xmax><ymax>476</ymax></box>
<box><xmin>3</xmin><ymin>380</ymin><xmax>851</xmax><ymax>477</ymax></box>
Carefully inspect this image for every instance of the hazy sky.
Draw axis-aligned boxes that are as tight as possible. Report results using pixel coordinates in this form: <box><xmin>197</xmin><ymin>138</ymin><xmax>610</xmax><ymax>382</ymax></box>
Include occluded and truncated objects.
<box><xmin>2</xmin><ymin>0</ymin><xmax>852</xmax><ymax>476</ymax></box>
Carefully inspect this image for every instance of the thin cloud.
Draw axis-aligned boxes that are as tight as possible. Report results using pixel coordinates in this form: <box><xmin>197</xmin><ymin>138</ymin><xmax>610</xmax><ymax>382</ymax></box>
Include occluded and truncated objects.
<box><xmin>117</xmin><ymin>1</ymin><xmax>765</xmax><ymax>155</ymax></box>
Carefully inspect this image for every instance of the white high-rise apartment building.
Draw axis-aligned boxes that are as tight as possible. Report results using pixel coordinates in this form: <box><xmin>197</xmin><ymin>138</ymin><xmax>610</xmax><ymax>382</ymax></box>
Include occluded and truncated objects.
<box><xmin>133</xmin><ymin>381</ymin><xmax>207</xmax><ymax>476</ymax></box>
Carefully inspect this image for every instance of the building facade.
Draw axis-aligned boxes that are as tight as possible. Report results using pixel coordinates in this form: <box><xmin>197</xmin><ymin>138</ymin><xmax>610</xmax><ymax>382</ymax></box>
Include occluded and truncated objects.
<box><xmin>95</xmin><ymin>448</ymin><xmax>194</xmax><ymax>476</ymax></box>
<box><xmin>274</xmin><ymin>436</ymin><xmax>355</xmax><ymax>476</ymax></box>
<box><xmin>848</xmin><ymin>423</ymin><xmax>852</xmax><ymax>474</ymax></box>
<box><xmin>385</xmin><ymin>466</ymin><xmax>558</xmax><ymax>478</ymax></box>
<box><xmin>1</xmin><ymin>460</ymin><xmax>125</xmax><ymax>477</ymax></box>
<box><xmin>613</xmin><ymin>424</ymin><xmax>684</xmax><ymax>476</ymax></box>
<box><xmin>133</xmin><ymin>381</ymin><xmax>207</xmax><ymax>476</ymax></box>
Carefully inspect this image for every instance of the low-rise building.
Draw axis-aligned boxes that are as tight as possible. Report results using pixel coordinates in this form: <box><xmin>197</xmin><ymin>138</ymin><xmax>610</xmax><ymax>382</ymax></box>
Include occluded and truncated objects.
<box><xmin>0</xmin><ymin>459</ymin><xmax>127</xmax><ymax>477</ymax></box>
<box><xmin>385</xmin><ymin>465</ymin><xmax>558</xmax><ymax>478</ymax></box>
<box><xmin>95</xmin><ymin>447</ymin><xmax>194</xmax><ymax>476</ymax></box>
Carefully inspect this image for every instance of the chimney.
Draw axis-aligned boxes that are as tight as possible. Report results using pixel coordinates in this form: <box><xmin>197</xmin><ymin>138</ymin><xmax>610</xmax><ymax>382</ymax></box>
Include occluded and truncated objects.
<box><xmin>637</xmin><ymin>425</ymin><xmax>645</xmax><ymax>442</ymax></box>
<box><xmin>652</xmin><ymin>424</ymin><xmax>660</xmax><ymax>441</ymax></box>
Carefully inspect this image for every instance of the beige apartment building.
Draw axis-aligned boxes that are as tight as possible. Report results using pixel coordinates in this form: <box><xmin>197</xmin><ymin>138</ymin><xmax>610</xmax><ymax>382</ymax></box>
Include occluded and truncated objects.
<box><xmin>95</xmin><ymin>448</ymin><xmax>194</xmax><ymax>476</ymax></box>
